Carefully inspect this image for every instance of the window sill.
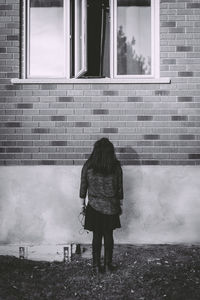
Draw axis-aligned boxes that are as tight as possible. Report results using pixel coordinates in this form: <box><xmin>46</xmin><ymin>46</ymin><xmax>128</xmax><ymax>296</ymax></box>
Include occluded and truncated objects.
<box><xmin>11</xmin><ymin>78</ymin><xmax>171</xmax><ymax>84</ymax></box>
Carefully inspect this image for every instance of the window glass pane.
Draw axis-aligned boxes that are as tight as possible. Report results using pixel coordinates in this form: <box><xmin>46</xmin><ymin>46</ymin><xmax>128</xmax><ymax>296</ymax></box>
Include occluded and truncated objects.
<box><xmin>29</xmin><ymin>0</ymin><xmax>64</xmax><ymax>77</ymax></box>
<box><xmin>117</xmin><ymin>0</ymin><xmax>151</xmax><ymax>75</ymax></box>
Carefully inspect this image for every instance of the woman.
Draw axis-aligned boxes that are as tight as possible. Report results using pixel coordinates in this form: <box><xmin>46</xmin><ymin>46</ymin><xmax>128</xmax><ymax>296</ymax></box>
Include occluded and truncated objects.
<box><xmin>79</xmin><ymin>138</ymin><xmax>123</xmax><ymax>274</ymax></box>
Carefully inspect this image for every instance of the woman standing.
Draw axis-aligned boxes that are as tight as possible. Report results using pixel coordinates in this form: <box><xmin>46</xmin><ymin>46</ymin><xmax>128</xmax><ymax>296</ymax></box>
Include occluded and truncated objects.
<box><xmin>79</xmin><ymin>138</ymin><xmax>123</xmax><ymax>274</ymax></box>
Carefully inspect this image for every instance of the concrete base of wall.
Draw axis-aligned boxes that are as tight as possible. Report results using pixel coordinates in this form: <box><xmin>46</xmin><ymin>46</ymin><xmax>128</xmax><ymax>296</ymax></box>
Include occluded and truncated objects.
<box><xmin>0</xmin><ymin>244</ymin><xmax>72</xmax><ymax>262</ymax></box>
<box><xmin>0</xmin><ymin>243</ymin><xmax>92</xmax><ymax>261</ymax></box>
<box><xmin>0</xmin><ymin>166</ymin><xmax>200</xmax><ymax>245</ymax></box>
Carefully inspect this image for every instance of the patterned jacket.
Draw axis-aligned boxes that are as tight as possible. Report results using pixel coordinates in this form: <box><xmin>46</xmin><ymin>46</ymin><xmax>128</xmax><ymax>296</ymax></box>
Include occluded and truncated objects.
<box><xmin>79</xmin><ymin>161</ymin><xmax>123</xmax><ymax>215</ymax></box>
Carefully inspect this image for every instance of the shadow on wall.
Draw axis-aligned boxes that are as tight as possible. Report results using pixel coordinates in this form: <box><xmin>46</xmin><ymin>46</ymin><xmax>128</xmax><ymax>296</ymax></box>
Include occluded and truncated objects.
<box><xmin>116</xmin><ymin>147</ymin><xmax>142</xmax><ymax>242</ymax></box>
<box><xmin>117</xmin><ymin>146</ymin><xmax>141</xmax><ymax>166</ymax></box>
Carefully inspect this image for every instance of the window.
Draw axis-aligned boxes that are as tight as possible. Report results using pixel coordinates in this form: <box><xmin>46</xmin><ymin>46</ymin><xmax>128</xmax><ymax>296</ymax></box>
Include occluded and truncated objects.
<box><xmin>23</xmin><ymin>0</ymin><xmax>160</xmax><ymax>81</ymax></box>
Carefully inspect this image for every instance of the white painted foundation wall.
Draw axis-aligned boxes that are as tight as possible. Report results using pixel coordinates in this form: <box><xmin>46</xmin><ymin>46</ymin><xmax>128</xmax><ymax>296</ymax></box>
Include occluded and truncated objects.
<box><xmin>0</xmin><ymin>166</ymin><xmax>200</xmax><ymax>245</ymax></box>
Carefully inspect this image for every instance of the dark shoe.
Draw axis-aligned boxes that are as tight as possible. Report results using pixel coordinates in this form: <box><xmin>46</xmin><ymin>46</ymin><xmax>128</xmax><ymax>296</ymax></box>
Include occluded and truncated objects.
<box><xmin>108</xmin><ymin>263</ymin><xmax>117</xmax><ymax>271</ymax></box>
<box><xmin>92</xmin><ymin>265</ymin><xmax>99</xmax><ymax>275</ymax></box>
<box><xmin>92</xmin><ymin>264</ymin><xmax>104</xmax><ymax>275</ymax></box>
<box><xmin>98</xmin><ymin>264</ymin><xmax>105</xmax><ymax>273</ymax></box>
<box><xmin>104</xmin><ymin>263</ymin><xmax>117</xmax><ymax>273</ymax></box>
<box><xmin>104</xmin><ymin>247</ymin><xmax>115</xmax><ymax>273</ymax></box>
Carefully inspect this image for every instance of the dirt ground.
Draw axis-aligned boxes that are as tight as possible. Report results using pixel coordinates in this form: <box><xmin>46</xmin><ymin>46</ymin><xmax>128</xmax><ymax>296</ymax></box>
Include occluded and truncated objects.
<box><xmin>0</xmin><ymin>244</ymin><xmax>199</xmax><ymax>300</ymax></box>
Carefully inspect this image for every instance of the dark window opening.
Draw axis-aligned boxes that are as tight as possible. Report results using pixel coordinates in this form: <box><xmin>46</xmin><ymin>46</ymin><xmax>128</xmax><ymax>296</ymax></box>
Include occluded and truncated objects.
<box><xmin>81</xmin><ymin>0</ymin><xmax>110</xmax><ymax>78</ymax></box>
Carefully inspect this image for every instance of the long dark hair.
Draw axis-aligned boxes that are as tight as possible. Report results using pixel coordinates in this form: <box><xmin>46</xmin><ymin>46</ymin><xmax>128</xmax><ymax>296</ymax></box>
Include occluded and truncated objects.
<box><xmin>87</xmin><ymin>138</ymin><xmax>119</xmax><ymax>175</ymax></box>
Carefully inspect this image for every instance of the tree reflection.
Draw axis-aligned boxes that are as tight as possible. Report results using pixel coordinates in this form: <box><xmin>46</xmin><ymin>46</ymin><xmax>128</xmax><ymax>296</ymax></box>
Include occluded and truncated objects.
<box><xmin>117</xmin><ymin>25</ymin><xmax>151</xmax><ymax>75</ymax></box>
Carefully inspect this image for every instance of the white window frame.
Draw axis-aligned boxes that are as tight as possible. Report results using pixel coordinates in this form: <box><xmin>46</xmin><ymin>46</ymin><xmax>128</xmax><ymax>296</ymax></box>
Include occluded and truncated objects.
<box><xmin>74</xmin><ymin>0</ymin><xmax>87</xmax><ymax>78</ymax></box>
<box><xmin>65</xmin><ymin>0</ymin><xmax>70</xmax><ymax>79</ymax></box>
<box><xmin>16</xmin><ymin>0</ymin><xmax>169</xmax><ymax>84</ymax></box>
<box><xmin>112</xmin><ymin>0</ymin><xmax>160</xmax><ymax>79</ymax></box>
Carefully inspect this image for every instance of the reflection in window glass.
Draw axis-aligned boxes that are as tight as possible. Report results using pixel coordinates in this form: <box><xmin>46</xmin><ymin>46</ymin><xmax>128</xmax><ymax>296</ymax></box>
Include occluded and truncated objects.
<box><xmin>29</xmin><ymin>0</ymin><xmax>64</xmax><ymax>77</ymax></box>
<box><xmin>117</xmin><ymin>0</ymin><xmax>151</xmax><ymax>75</ymax></box>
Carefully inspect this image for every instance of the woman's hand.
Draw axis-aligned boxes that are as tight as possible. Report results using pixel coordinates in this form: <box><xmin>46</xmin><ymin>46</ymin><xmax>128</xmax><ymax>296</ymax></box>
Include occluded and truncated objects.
<box><xmin>80</xmin><ymin>197</ymin><xmax>86</xmax><ymax>215</ymax></box>
<box><xmin>81</xmin><ymin>204</ymin><xmax>86</xmax><ymax>216</ymax></box>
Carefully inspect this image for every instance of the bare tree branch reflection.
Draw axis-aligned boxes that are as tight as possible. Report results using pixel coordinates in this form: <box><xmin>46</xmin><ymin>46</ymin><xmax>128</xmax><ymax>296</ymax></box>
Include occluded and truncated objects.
<box><xmin>117</xmin><ymin>25</ymin><xmax>151</xmax><ymax>75</ymax></box>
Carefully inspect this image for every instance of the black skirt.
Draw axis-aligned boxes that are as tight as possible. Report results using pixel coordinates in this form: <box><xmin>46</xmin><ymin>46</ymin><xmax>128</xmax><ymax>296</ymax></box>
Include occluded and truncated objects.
<box><xmin>84</xmin><ymin>204</ymin><xmax>121</xmax><ymax>232</ymax></box>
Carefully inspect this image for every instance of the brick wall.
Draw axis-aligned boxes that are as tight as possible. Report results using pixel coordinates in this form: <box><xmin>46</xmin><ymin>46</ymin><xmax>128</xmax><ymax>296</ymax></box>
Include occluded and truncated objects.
<box><xmin>0</xmin><ymin>0</ymin><xmax>200</xmax><ymax>166</ymax></box>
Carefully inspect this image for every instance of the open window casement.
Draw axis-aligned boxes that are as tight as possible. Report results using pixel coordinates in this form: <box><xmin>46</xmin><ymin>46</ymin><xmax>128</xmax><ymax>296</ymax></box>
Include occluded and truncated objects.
<box><xmin>74</xmin><ymin>0</ymin><xmax>87</xmax><ymax>78</ymax></box>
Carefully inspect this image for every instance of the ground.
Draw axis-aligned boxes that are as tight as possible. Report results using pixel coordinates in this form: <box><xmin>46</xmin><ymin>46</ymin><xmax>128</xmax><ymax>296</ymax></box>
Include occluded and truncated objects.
<box><xmin>0</xmin><ymin>244</ymin><xmax>199</xmax><ymax>300</ymax></box>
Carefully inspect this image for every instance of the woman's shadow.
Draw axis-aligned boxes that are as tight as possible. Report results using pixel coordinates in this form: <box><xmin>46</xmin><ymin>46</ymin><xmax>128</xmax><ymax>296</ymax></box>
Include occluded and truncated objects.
<box><xmin>117</xmin><ymin>146</ymin><xmax>141</xmax><ymax>166</ymax></box>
